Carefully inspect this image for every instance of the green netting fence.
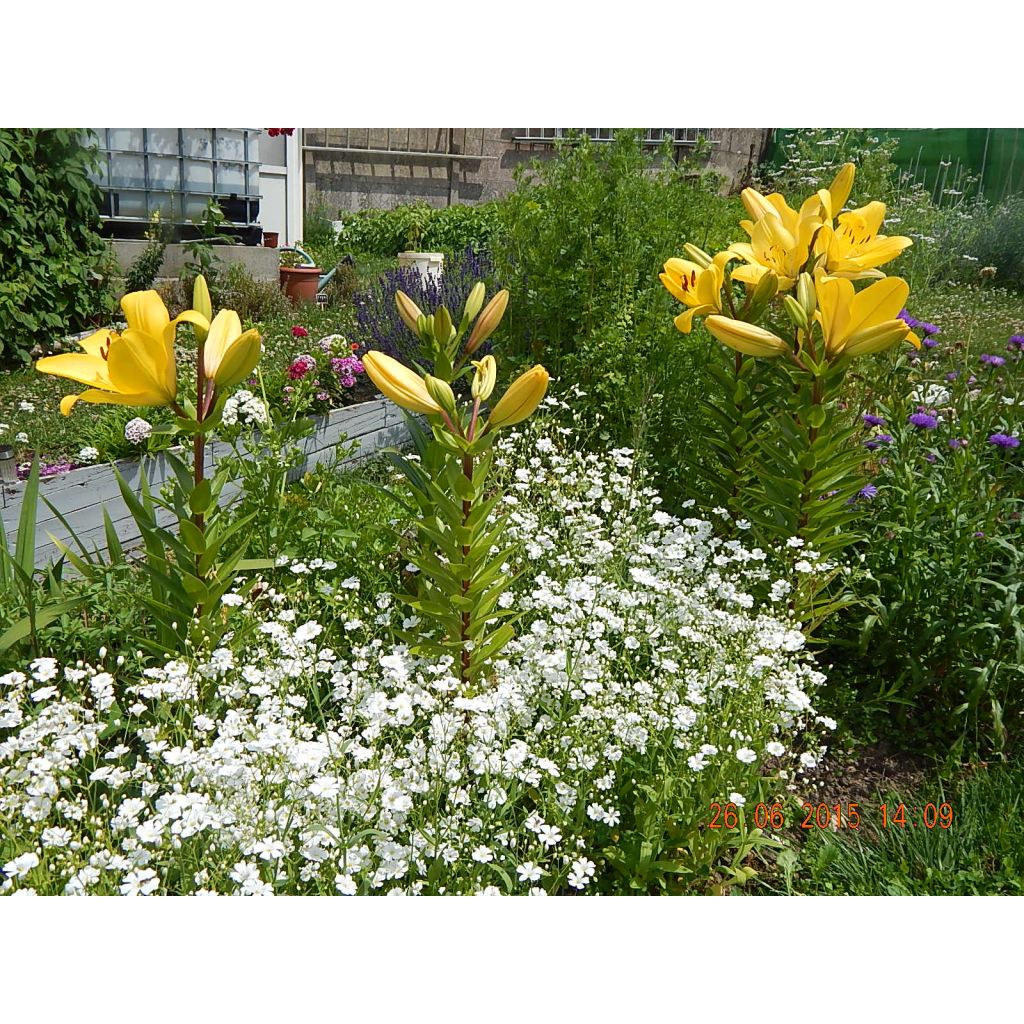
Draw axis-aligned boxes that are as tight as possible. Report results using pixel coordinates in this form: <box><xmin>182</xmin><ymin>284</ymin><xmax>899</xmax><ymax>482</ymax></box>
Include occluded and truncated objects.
<box><xmin>766</xmin><ymin>128</ymin><xmax>1024</xmax><ymax>202</ymax></box>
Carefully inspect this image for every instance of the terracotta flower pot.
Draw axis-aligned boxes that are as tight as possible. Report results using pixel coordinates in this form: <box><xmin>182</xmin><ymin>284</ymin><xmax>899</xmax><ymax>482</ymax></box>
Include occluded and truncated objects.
<box><xmin>279</xmin><ymin>266</ymin><xmax>321</xmax><ymax>305</ymax></box>
<box><xmin>263</xmin><ymin>231</ymin><xmax>279</xmax><ymax>248</ymax></box>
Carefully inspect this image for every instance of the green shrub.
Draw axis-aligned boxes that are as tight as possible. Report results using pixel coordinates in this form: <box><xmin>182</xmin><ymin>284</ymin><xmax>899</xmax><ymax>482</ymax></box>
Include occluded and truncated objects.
<box><xmin>335</xmin><ymin>201</ymin><xmax>499</xmax><ymax>259</ymax></box>
<box><xmin>825</xmin><ymin>331</ymin><xmax>1024</xmax><ymax>758</ymax></box>
<box><xmin>123</xmin><ymin>213</ymin><xmax>170</xmax><ymax>294</ymax></box>
<box><xmin>0</xmin><ymin>129</ymin><xmax>117</xmax><ymax>364</ymax></box>
<box><xmin>489</xmin><ymin>129</ymin><xmax>740</xmax><ymax>447</ymax></box>
<box><xmin>216</xmin><ymin>263</ymin><xmax>292</xmax><ymax>322</ymax></box>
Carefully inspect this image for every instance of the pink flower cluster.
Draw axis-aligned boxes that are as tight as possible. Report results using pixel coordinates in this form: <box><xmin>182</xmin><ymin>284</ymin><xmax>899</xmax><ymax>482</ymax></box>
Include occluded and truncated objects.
<box><xmin>287</xmin><ymin>354</ymin><xmax>318</xmax><ymax>380</ymax></box>
<box><xmin>331</xmin><ymin>354</ymin><xmax>364</xmax><ymax>389</ymax></box>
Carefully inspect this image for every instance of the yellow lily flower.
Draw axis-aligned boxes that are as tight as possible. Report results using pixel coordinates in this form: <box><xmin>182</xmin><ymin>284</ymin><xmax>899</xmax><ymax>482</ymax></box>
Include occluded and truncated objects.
<box><xmin>815</xmin><ymin>201</ymin><xmax>913</xmax><ymax>279</ymax></box>
<box><xmin>36</xmin><ymin>290</ymin><xmax>206</xmax><ymax>416</ymax></box>
<box><xmin>704</xmin><ymin>315</ymin><xmax>791</xmax><ymax>358</ymax></box>
<box><xmin>363</xmin><ymin>351</ymin><xmax>443</xmax><ymax>415</ymax></box>
<box><xmin>466</xmin><ymin>289</ymin><xmax>509</xmax><ymax>354</ymax></box>
<box><xmin>730</xmin><ymin>196</ymin><xmax>824</xmax><ymax>291</ymax></box>
<box><xmin>814</xmin><ymin>272</ymin><xmax>920</xmax><ymax>359</ymax></box>
<box><xmin>487</xmin><ymin>365</ymin><xmax>550</xmax><ymax>428</ymax></box>
<box><xmin>202</xmin><ymin>309</ymin><xmax>262</xmax><ymax>388</ymax></box>
<box><xmin>660</xmin><ymin>253</ymin><xmax>728</xmax><ymax>333</ymax></box>
<box><xmin>814</xmin><ymin>162</ymin><xmax>856</xmax><ymax>222</ymax></box>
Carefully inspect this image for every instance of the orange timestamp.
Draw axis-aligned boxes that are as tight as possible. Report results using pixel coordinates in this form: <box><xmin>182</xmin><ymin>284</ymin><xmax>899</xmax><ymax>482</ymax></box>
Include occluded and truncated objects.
<box><xmin>708</xmin><ymin>801</ymin><xmax>954</xmax><ymax>831</ymax></box>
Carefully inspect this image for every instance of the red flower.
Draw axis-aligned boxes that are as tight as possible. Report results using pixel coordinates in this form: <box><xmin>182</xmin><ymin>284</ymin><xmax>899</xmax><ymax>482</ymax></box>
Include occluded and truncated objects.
<box><xmin>292</xmin><ymin>325</ymin><xmax>309</xmax><ymax>338</ymax></box>
<box><xmin>265</xmin><ymin>129</ymin><xmax>295</xmax><ymax>138</ymax></box>
<box><xmin>350</xmin><ymin>342</ymin><xmax>359</xmax><ymax>351</ymax></box>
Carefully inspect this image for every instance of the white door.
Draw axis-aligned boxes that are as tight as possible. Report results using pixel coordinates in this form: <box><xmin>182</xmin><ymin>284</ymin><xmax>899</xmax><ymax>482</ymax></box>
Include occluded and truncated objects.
<box><xmin>257</xmin><ymin>130</ymin><xmax>303</xmax><ymax>245</ymax></box>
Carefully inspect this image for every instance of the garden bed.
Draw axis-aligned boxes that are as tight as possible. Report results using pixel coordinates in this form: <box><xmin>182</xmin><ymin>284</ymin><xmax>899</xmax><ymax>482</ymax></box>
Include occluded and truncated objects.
<box><xmin>1</xmin><ymin>396</ymin><xmax>409</xmax><ymax>567</ymax></box>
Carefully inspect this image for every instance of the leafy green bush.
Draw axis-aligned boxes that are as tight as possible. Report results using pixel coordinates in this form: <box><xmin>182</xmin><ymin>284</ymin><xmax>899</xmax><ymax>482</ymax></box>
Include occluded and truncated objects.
<box><xmin>216</xmin><ymin>263</ymin><xmax>292</xmax><ymax>323</ymax></box>
<box><xmin>826</xmin><ymin>331</ymin><xmax>1024</xmax><ymax>758</ymax></box>
<box><xmin>0</xmin><ymin>129</ymin><xmax>116</xmax><ymax>364</ymax></box>
<box><xmin>335</xmin><ymin>201</ymin><xmax>499</xmax><ymax>258</ymax></box>
<box><xmin>123</xmin><ymin>213</ymin><xmax>170</xmax><ymax>293</ymax></box>
<box><xmin>489</xmin><ymin>129</ymin><xmax>740</xmax><ymax>446</ymax></box>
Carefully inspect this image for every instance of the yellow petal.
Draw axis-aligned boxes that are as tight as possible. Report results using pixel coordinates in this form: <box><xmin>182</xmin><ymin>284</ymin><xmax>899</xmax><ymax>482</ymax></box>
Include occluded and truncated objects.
<box><xmin>673</xmin><ymin>306</ymin><xmax>711</xmax><ymax>334</ymax></box>
<box><xmin>828</xmin><ymin>163</ymin><xmax>856</xmax><ymax>216</ymax></box>
<box><xmin>847</xmin><ymin>277</ymin><xmax>910</xmax><ymax>338</ymax></box>
<box><xmin>210</xmin><ymin>329</ymin><xmax>261</xmax><ymax>388</ymax></box>
<box><xmin>363</xmin><ymin>351</ymin><xmax>442</xmax><ymax>415</ymax></box>
<box><xmin>488</xmin><ymin>365</ymin><xmax>550</xmax><ymax>428</ymax></box>
<box><xmin>840</xmin><ymin>235</ymin><xmax>913</xmax><ymax>271</ymax></box>
<box><xmin>36</xmin><ymin>352</ymin><xmax>113</xmax><ymax>389</ymax></box>
<box><xmin>60</xmin><ymin>389</ymin><xmax>160</xmax><ymax>416</ymax></box>
<box><xmin>203</xmin><ymin>309</ymin><xmax>244</xmax><ymax>377</ymax></box>
<box><xmin>121</xmin><ymin>290</ymin><xmax>171</xmax><ymax>339</ymax></box>
<box><xmin>76</xmin><ymin>328</ymin><xmax>116</xmax><ymax>358</ymax></box>
<box><xmin>843</xmin><ymin>322</ymin><xmax>917</xmax><ymax>358</ymax></box>
<box><xmin>107</xmin><ymin>329</ymin><xmax>175</xmax><ymax>402</ymax></box>
<box><xmin>705</xmin><ymin>316</ymin><xmax>790</xmax><ymax>358</ymax></box>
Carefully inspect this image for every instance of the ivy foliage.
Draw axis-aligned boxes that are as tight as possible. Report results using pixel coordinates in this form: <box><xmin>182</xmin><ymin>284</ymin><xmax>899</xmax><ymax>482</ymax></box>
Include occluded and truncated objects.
<box><xmin>0</xmin><ymin>129</ymin><xmax>116</xmax><ymax>364</ymax></box>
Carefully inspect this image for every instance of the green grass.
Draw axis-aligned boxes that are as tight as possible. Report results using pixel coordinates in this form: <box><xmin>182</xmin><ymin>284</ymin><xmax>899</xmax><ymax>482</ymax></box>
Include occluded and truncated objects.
<box><xmin>762</xmin><ymin>762</ymin><xmax>1024</xmax><ymax>895</ymax></box>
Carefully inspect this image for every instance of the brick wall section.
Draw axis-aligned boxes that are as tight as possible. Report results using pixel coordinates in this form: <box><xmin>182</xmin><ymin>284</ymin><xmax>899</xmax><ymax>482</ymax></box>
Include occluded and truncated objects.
<box><xmin>303</xmin><ymin>128</ymin><xmax>771</xmax><ymax>216</ymax></box>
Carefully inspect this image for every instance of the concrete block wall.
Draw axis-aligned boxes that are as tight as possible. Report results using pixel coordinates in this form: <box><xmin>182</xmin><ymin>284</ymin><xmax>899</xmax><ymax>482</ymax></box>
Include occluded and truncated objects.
<box><xmin>303</xmin><ymin>128</ymin><xmax>771</xmax><ymax>217</ymax></box>
<box><xmin>109</xmin><ymin>241</ymin><xmax>280</xmax><ymax>283</ymax></box>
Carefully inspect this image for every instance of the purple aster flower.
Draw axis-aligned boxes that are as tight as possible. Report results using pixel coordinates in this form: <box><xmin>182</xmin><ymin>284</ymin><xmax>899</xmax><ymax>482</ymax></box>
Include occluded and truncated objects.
<box><xmin>909</xmin><ymin>412</ymin><xmax>939</xmax><ymax>429</ymax></box>
<box><xmin>946</xmin><ymin>372</ymin><xmax>959</xmax><ymax>382</ymax></box>
<box><xmin>1007</xmin><ymin>335</ymin><xmax>1024</xmax><ymax>351</ymax></box>
<box><xmin>923</xmin><ymin>337</ymin><xmax>939</xmax><ymax>348</ymax></box>
<box><xmin>980</xmin><ymin>354</ymin><xmax>1006</xmax><ymax>368</ymax></box>
<box><xmin>899</xmin><ymin>309</ymin><xmax>920</xmax><ymax>329</ymax></box>
<box><xmin>988</xmin><ymin>433</ymin><xmax>1020</xmax><ymax>449</ymax></box>
<box><xmin>859</xmin><ymin>484</ymin><xmax>878</xmax><ymax>499</ymax></box>
<box><xmin>919</xmin><ymin>321</ymin><xmax>941</xmax><ymax>337</ymax></box>
<box><xmin>924</xmin><ymin>452</ymin><xmax>937</xmax><ymax>463</ymax></box>
<box><xmin>862</xmin><ymin>413</ymin><xmax>886</xmax><ymax>427</ymax></box>
<box><xmin>948</xmin><ymin>437</ymin><xmax>968</xmax><ymax>449</ymax></box>
<box><xmin>974</xmin><ymin>531</ymin><xmax>986</xmax><ymax>539</ymax></box>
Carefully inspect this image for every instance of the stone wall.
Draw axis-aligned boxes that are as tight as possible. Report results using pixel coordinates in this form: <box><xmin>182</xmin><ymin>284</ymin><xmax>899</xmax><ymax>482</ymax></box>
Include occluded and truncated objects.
<box><xmin>303</xmin><ymin>128</ymin><xmax>771</xmax><ymax>216</ymax></box>
<box><xmin>109</xmin><ymin>241</ymin><xmax>280</xmax><ymax>283</ymax></box>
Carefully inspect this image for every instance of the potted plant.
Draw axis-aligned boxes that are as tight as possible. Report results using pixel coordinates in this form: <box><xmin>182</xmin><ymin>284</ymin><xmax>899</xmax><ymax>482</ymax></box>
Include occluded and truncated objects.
<box><xmin>397</xmin><ymin>202</ymin><xmax>444</xmax><ymax>283</ymax></box>
<box><xmin>279</xmin><ymin>248</ymin><xmax>321</xmax><ymax>305</ymax></box>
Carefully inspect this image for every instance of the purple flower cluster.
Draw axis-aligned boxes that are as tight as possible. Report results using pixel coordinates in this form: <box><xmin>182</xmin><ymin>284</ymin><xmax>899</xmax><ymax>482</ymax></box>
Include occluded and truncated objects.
<box><xmin>352</xmin><ymin>246</ymin><xmax>498</xmax><ymax>370</ymax></box>
<box><xmin>331</xmin><ymin>354</ymin><xmax>364</xmax><ymax>389</ymax></box>
<box><xmin>988</xmin><ymin>433</ymin><xmax>1020</xmax><ymax>450</ymax></box>
<box><xmin>16</xmin><ymin>460</ymin><xmax>75</xmax><ymax>481</ymax></box>
<box><xmin>1008</xmin><ymin>335</ymin><xmax>1024</xmax><ymax>352</ymax></box>
<box><xmin>862</xmin><ymin>413</ymin><xmax>886</xmax><ymax>427</ymax></box>
<box><xmin>980</xmin><ymin>353</ymin><xmax>1006</xmax><ymax>368</ymax></box>
<box><xmin>864</xmin><ymin>433</ymin><xmax>893</xmax><ymax>451</ymax></box>
<box><xmin>899</xmin><ymin>309</ymin><xmax>941</xmax><ymax>337</ymax></box>
<box><xmin>908</xmin><ymin>411</ymin><xmax>939</xmax><ymax>430</ymax></box>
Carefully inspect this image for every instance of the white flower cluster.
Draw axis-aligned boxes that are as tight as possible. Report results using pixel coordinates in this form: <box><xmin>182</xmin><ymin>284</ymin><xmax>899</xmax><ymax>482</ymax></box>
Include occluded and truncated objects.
<box><xmin>124</xmin><ymin>418</ymin><xmax>152</xmax><ymax>445</ymax></box>
<box><xmin>77</xmin><ymin>447</ymin><xmax>99</xmax><ymax>464</ymax></box>
<box><xmin>222</xmin><ymin>390</ymin><xmax>269</xmax><ymax>428</ymax></box>
<box><xmin>0</xmin><ymin>424</ymin><xmax>830</xmax><ymax>896</ymax></box>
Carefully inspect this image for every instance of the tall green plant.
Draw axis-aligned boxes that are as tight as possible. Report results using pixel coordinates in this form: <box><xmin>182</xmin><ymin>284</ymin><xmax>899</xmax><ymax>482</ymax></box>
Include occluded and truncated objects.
<box><xmin>363</xmin><ymin>284</ymin><xmax>549</xmax><ymax>689</ymax></box>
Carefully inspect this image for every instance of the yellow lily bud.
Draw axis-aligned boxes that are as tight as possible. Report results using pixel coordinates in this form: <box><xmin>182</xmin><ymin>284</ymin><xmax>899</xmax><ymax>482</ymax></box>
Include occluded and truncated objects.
<box><xmin>797</xmin><ymin>273</ymin><xmax>817</xmax><ymax>320</ymax></box>
<box><xmin>827</xmin><ymin>162</ymin><xmax>856</xmax><ymax>217</ymax></box>
<box><xmin>683</xmin><ymin>243</ymin><xmax>714</xmax><ymax>269</ymax></box>
<box><xmin>471</xmin><ymin>355</ymin><xmax>496</xmax><ymax>401</ymax></box>
<box><xmin>843</xmin><ymin>322</ymin><xmax>920</xmax><ymax>358</ymax></box>
<box><xmin>395</xmin><ymin>291</ymin><xmax>425</xmax><ymax>335</ymax></box>
<box><xmin>424</xmin><ymin>374</ymin><xmax>458</xmax><ymax>418</ymax></box>
<box><xmin>463</xmin><ymin>281</ymin><xmax>486</xmax><ymax>324</ymax></box>
<box><xmin>433</xmin><ymin>305</ymin><xmax>455</xmax><ymax>346</ymax></box>
<box><xmin>783</xmin><ymin>295</ymin><xmax>809</xmax><ymax>332</ymax></box>
<box><xmin>193</xmin><ymin>275</ymin><xmax>212</xmax><ymax>343</ymax></box>
<box><xmin>487</xmin><ymin>365</ymin><xmax>549</xmax><ymax>429</ymax></box>
<box><xmin>466</xmin><ymin>289</ymin><xmax>509</xmax><ymax>354</ymax></box>
<box><xmin>203</xmin><ymin>309</ymin><xmax>261</xmax><ymax>388</ymax></box>
<box><xmin>705</xmin><ymin>315</ymin><xmax>791</xmax><ymax>359</ymax></box>
<box><xmin>363</xmin><ymin>351</ymin><xmax>443</xmax><ymax>416</ymax></box>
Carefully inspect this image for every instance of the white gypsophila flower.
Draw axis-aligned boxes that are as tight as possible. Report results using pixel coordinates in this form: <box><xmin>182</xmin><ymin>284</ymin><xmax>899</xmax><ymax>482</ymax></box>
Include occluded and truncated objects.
<box><xmin>18</xmin><ymin>401</ymin><xmax>35</xmax><ymax>413</ymax></box>
<box><xmin>909</xmin><ymin>384</ymin><xmax>950</xmax><ymax>407</ymax></box>
<box><xmin>0</xmin><ymin>420</ymin><xmax>829</xmax><ymax>896</ymax></box>
<box><xmin>14</xmin><ymin>432</ymin><xmax>28</xmax><ymax>445</ymax></box>
<box><xmin>124</xmin><ymin>418</ymin><xmax>152</xmax><ymax>445</ymax></box>
<box><xmin>77</xmin><ymin>447</ymin><xmax>99</xmax><ymax>464</ymax></box>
